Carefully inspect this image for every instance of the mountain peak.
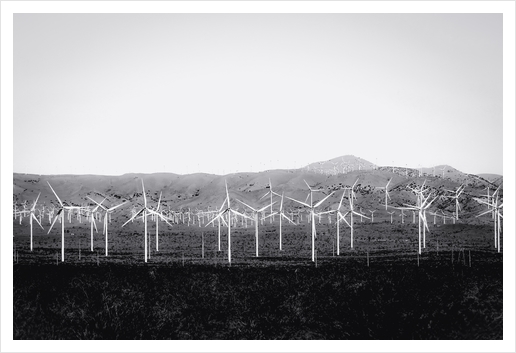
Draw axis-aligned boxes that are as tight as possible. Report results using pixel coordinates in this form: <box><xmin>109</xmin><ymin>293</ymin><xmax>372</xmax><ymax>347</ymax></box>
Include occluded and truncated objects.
<box><xmin>304</xmin><ymin>155</ymin><xmax>376</xmax><ymax>175</ymax></box>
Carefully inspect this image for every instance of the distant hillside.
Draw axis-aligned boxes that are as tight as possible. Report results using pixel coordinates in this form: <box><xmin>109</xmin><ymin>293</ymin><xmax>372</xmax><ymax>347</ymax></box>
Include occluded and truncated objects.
<box><xmin>477</xmin><ymin>174</ymin><xmax>503</xmax><ymax>186</ymax></box>
<box><xmin>304</xmin><ymin>155</ymin><xmax>376</xmax><ymax>174</ymax></box>
<box><xmin>13</xmin><ymin>156</ymin><xmax>502</xmax><ymax>225</ymax></box>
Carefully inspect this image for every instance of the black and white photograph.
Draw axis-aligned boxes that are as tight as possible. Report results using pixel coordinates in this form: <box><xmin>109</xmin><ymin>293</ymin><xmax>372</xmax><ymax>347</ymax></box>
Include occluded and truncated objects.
<box><xmin>2</xmin><ymin>1</ymin><xmax>514</xmax><ymax>351</ymax></box>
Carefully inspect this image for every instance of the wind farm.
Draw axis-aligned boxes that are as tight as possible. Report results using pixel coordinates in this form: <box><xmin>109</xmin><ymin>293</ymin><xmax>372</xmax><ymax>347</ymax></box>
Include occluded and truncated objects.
<box><xmin>8</xmin><ymin>9</ymin><xmax>508</xmax><ymax>346</ymax></box>
<box><xmin>12</xmin><ymin>156</ymin><xmax>504</xmax><ymax>340</ymax></box>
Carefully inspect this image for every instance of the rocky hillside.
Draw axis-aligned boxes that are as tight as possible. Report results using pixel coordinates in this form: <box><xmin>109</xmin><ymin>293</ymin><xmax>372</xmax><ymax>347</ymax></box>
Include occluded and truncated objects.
<box><xmin>13</xmin><ymin>155</ymin><xmax>502</xmax><ymax>224</ymax></box>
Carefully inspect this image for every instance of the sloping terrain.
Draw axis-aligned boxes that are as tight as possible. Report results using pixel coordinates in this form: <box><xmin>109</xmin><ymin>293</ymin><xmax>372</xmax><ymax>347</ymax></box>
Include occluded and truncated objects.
<box><xmin>13</xmin><ymin>155</ymin><xmax>502</xmax><ymax>223</ymax></box>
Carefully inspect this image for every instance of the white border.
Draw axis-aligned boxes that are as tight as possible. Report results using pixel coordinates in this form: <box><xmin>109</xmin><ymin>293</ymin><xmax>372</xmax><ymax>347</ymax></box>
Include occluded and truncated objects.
<box><xmin>2</xmin><ymin>1</ymin><xmax>514</xmax><ymax>352</ymax></box>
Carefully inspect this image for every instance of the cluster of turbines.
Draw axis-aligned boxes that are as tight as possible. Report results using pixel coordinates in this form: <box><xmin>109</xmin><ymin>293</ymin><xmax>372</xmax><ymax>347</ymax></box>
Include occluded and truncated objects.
<box><xmin>304</xmin><ymin>157</ymin><xmax>454</xmax><ymax>179</ymax></box>
<box><xmin>13</xmin><ymin>177</ymin><xmax>503</xmax><ymax>264</ymax></box>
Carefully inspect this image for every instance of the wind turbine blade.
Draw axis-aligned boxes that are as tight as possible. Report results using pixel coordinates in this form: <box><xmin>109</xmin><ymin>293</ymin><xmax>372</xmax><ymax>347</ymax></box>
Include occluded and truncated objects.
<box><xmin>141</xmin><ymin>179</ymin><xmax>147</xmax><ymax>208</ymax></box>
<box><xmin>259</xmin><ymin>191</ymin><xmax>270</xmax><ymax>201</ymax></box>
<box><xmin>281</xmin><ymin>213</ymin><xmax>296</xmax><ymax>225</ymax></box>
<box><xmin>304</xmin><ymin>179</ymin><xmax>312</xmax><ymax>190</ymax></box>
<box><xmin>122</xmin><ymin>208</ymin><xmax>144</xmax><ymax>227</ymax></box>
<box><xmin>158</xmin><ymin>214</ymin><xmax>174</xmax><ymax>227</ymax></box>
<box><xmin>92</xmin><ymin>216</ymin><xmax>98</xmax><ymax>233</ymax></box>
<box><xmin>399</xmin><ymin>205</ymin><xmax>418</xmax><ymax>210</ymax></box>
<box><xmin>420</xmin><ymin>193</ymin><xmax>433</xmax><ymax>208</ymax></box>
<box><xmin>88</xmin><ymin>196</ymin><xmax>107</xmax><ymax>211</ymax></box>
<box><xmin>220</xmin><ymin>212</ymin><xmax>229</xmax><ymax>227</ymax></box>
<box><xmin>424</xmin><ymin>196</ymin><xmax>439</xmax><ymax>209</ymax></box>
<box><xmin>262</xmin><ymin>212</ymin><xmax>278</xmax><ymax>221</ymax></box>
<box><xmin>146</xmin><ymin>209</ymin><xmax>159</xmax><ymax>217</ymax></box>
<box><xmin>473</xmin><ymin>197</ymin><xmax>493</xmax><ymax>207</ymax></box>
<box><xmin>314</xmin><ymin>191</ymin><xmax>334</xmax><ymax>208</ymax></box>
<box><xmin>236</xmin><ymin>199</ymin><xmax>257</xmax><ymax>212</ymax></box>
<box><xmin>108</xmin><ymin>201</ymin><xmax>127</xmax><ymax>212</ymax></box>
<box><xmin>225</xmin><ymin>180</ymin><xmax>230</xmax><ymax>208</ymax></box>
<box><xmin>47</xmin><ymin>182</ymin><xmax>64</xmax><ymax>207</ymax></box>
<box><xmin>95</xmin><ymin>198</ymin><xmax>108</xmax><ymax>211</ymax></box>
<box><xmin>304</xmin><ymin>193</ymin><xmax>310</xmax><ymax>204</ymax></box>
<box><xmin>352</xmin><ymin>210</ymin><xmax>370</xmax><ymax>219</ymax></box>
<box><xmin>231</xmin><ymin>209</ymin><xmax>254</xmax><ymax>221</ymax></box>
<box><xmin>217</xmin><ymin>198</ymin><xmax>227</xmax><ymax>213</ymax></box>
<box><xmin>33</xmin><ymin>214</ymin><xmax>44</xmax><ymax>230</ymax></box>
<box><xmin>47</xmin><ymin>212</ymin><xmax>61</xmax><ymax>234</ymax></box>
<box><xmin>338</xmin><ymin>192</ymin><xmax>345</xmax><ymax>210</ymax></box>
<box><xmin>257</xmin><ymin>201</ymin><xmax>276</xmax><ymax>213</ymax></box>
<box><xmin>476</xmin><ymin>209</ymin><xmax>493</xmax><ymax>218</ymax></box>
<box><xmin>205</xmin><ymin>210</ymin><xmax>226</xmax><ymax>227</ymax></box>
<box><xmin>156</xmin><ymin>192</ymin><xmax>162</xmax><ymax>211</ymax></box>
<box><xmin>286</xmin><ymin>196</ymin><xmax>310</xmax><ymax>208</ymax></box>
<box><xmin>423</xmin><ymin>216</ymin><xmax>430</xmax><ymax>232</ymax></box>
<box><xmin>204</xmin><ymin>217</ymin><xmax>217</xmax><ymax>228</ymax></box>
<box><xmin>339</xmin><ymin>213</ymin><xmax>351</xmax><ymax>227</ymax></box>
<box><xmin>31</xmin><ymin>192</ymin><xmax>41</xmax><ymax>211</ymax></box>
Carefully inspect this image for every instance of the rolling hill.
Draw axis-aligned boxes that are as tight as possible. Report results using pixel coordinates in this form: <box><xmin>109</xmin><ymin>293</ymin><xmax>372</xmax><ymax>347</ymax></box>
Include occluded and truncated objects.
<box><xmin>13</xmin><ymin>155</ymin><xmax>502</xmax><ymax>223</ymax></box>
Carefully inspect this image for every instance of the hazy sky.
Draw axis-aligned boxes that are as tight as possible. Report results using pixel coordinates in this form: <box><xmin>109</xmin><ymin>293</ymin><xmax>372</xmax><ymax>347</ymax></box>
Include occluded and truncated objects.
<box><xmin>13</xmin><ymin>13</ymin><xmax>503</xmax><ymax>175</ymax></box>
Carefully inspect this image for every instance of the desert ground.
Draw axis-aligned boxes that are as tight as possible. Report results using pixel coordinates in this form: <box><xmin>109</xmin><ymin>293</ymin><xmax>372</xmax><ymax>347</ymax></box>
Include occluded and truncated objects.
<box><xmin>13</xmin><ymin>217</ymin><xmax>502</xmax><ymax>339</ymax></box>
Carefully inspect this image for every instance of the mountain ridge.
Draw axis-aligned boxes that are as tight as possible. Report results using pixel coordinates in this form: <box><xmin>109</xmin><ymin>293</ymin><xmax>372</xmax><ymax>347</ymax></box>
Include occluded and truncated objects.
<box><xmin>13</xmin><ymin>155</ymin><xmax>502</xmax><ymax>224</ymax></box>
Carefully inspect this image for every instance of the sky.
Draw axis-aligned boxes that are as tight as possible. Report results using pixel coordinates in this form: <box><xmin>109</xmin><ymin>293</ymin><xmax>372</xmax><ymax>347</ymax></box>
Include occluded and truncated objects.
<box><xmin>12</xmin><ymin>12</ymin><xmax>504</xmax><ymax>176</ymax></box>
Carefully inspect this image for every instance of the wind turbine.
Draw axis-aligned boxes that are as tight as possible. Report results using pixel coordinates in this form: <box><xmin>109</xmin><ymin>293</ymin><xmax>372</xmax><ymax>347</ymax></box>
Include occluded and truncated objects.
<box><xmin>205</xmin><ymin>180</ymin><xmax>252</xmax><ymax>264</ymax></box>
<box><xmin>334</xmin><ymin>191</ymin><xmax>348</xmax><ymax>255</ymax></box>
<box><xmin>262</xmin><ymin>192</ymin><xmax>295</xmax><ymax>252</ymax></box>
<box><xmin>47</xmin><ymin>182</ymin><xmax>84</xmax><ymax>262</ymax></box>
<box><xmin>368</xmin><ymin>210</ymin><xmax>376</xmax><ymax>223</ymax></box>
<box><xmin>429</xmin><ymin>211</ymin><xmax>439</xmax><ymax>225</ymax></box>
<box><xmin>383</xmin><ymin>178</ymin><xmax>392</xmax><ymax>210</ymax></box>
<box><xmin>480</xmin><ymin>186</ymin><xmax>494</xmax><ymax>219</ymax></box>
<box><xmin>439</xmin><ymin>209</ymin><xmax>447</xmax><ymax>224</ymax></box>
<box><xmin>152</xmin><ymin>192</ymin><xmax>166</xmax><ymax>251</ymax></box>
<box><xmin>85</xmin><ymin>197</ymin><xmax>106</xmax><ymax>251</ymax></box>
<box><xmin>15</xmin><ymin>201</ymin><xmax>29</xmax><ymax>225</ymax></box>
<box><xmin>399</xmin><ymin>209</ymin><xmax>406</xmax><ymax>224</ymax></box>
<box><xmin>260</xmin><ymin>178</ymin><xmax>278</xmax><ymax>223</ymax></box>
<box><xmin>236</xmin><ymin>198</ymin><xmax>275</xmax><ymax>257</ymax></box>
<box><xmin>348</xmin><ymin>178</ymin><xmax>359</xmax><ymax>201</ymax></box>
<box><xmin>214</xmin><ymin>205</ymin><xmax>228</xmax><ymax>252</ymax></box>
<box><xmin>286</xmin><ymin>181</ymin><xmax>334</xmax><ymax>262</ymax></box>
<box><xmin>475</xmin><ymin>185</ymin><xmax>503</xmax><ymax>252</ymax></box>
<box><xmin>28</xmin><ymin>193</ymin><xmax>44</xmax><ymax>251</ymax></box>
<box><xmin>121</xmin><ymin>179</ymin><xmax>172</xmax><ymax>263</ymax></box>
<box><xmin>444</xmin><ymin>184</ymin><xmax>465</xmax><ymax>220</ymax></box>
<box><xmin>88</xmin><ymin>197</ymin><xmax>127</xmax><ymax>256</ymax></box>
<box><xmin>387</xmin><ymin>211</ymin><xmax>395</xmax><ymax>224</ymax></box>
<box><xmin>339</xmin><ymin>188</ymin><xmax>369</xmax><ymax>249</ymax></box>
<box><xmin>397</xmin><ymin>192</ymin><xmax>438</xmax><ymax>254</ymax></box>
